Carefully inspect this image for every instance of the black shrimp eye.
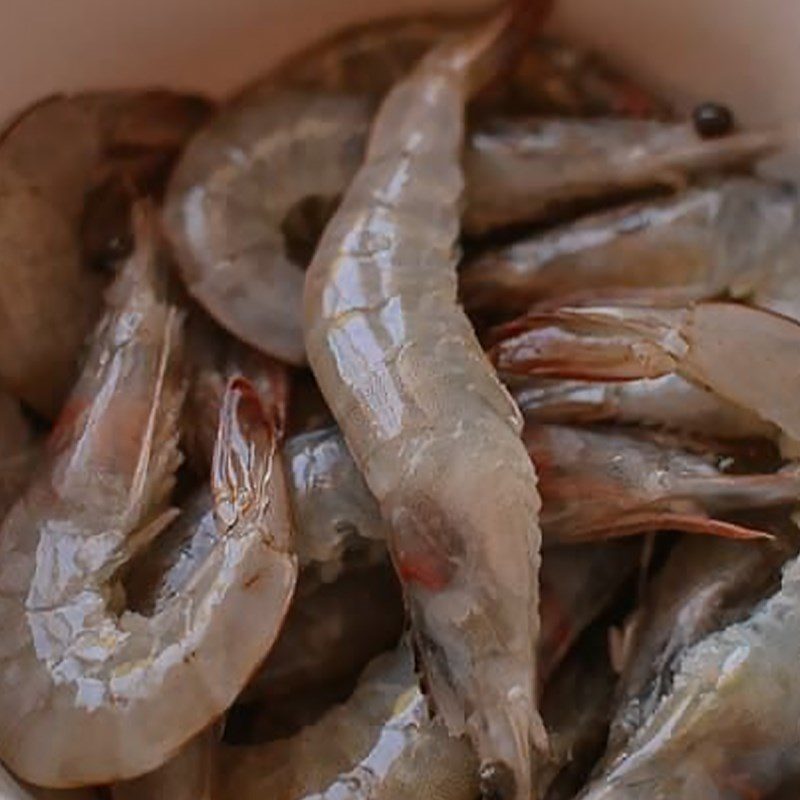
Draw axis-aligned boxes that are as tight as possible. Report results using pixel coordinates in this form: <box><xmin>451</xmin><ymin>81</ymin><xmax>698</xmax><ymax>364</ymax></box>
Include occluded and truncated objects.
<box><xmin>479</xmin><ymin>761</ymin><xmax>517</xmax><ymax>800</ymax></box>
<box><xmin>692</xmin><ymin>102</ymin><xmax>735</xmax><ymax>139</ymax></box>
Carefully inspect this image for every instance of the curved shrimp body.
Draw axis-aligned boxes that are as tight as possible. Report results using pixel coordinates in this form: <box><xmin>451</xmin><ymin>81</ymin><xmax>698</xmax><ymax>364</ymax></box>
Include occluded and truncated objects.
<box><xmin>513</xmin><ymin>375</ymin><xmax>778</xmax><ymax>441</ymax></box>
<box><xmin>0</xmin><ymin>91</ymin><xmax>211</xmax><ymax>417</ymax></box>
<box><xmin>462</xmin><ymin>120</ymin><xmax>791</xmax><ymax>235</ymax></box>
<box><xmin>218</xmin><ymin>642</ymin><xmax>479</xmax><ymax>800</ymax></box>
<box><xmin>0</xmin><ymin>214</ymin><xmax>297</xmax><ymax>787</ymax></box>
<box><xmin>578</xmin><ymin>554</ymin><xmax>800</xmax><ymax>800</ymax></box>
<box><xmin>304</xmin><ymin>8</ymin><xmax>554</xmax><ymax>797</ymax></box>
<box><xmin>462</xmin><ymin>179</ymin><xmax>798</xmax><ymax>316</ymax></box>
<box><xmin>529</xmin><ymin>423</ymin><xmax>799</xmax><ymax>543</ymax></box>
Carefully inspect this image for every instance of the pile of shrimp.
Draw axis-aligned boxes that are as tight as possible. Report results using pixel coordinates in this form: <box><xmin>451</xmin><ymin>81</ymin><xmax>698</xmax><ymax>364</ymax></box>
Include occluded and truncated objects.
<box><xmin>1</xmin><ymin>1</ymin><xmax>800</xmax><ymax>798</ymax></box>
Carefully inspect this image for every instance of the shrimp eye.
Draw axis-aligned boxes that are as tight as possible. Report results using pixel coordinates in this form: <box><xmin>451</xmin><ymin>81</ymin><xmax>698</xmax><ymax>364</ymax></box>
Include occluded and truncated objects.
<box><xmin>479</xmin><ymin>761</ymin><xmax>516</xmax><ymax>800</ymax></box>
<box><xmin>692</xmin><ymin>102</ymin><xmax>735</xmax><ymax>139</ymax></box>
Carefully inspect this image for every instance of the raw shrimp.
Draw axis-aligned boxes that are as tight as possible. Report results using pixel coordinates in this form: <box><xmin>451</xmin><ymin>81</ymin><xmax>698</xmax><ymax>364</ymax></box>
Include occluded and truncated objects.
<box><xmin>164</xmin><ymin>13</ymin><xmax>665</xmax><ymax>366</ymax></box>
<box><xmin>607</xmin><ymin>533</ymin><xmax>793</xmax><ymax>758</ymax></box>
<box><xmin>303</xmin><ymin>6</ymin><xmax>555</xmax><ymax>796</ymax></box>
<box><xmin>217</xmin><ymin>642</ymin><xmax>479</xmax><ymax>800</ymax></box>
<box><xmin>490</xmin><ymin>301</ymin><xmax>800</xmax><ymax>448</ymax></box>
<box><xmin>0</xmin><ymin>91</ymin><xmax>211</xmax><ymax>417</ymax></box>
<box><xmin>0</xmin><ymin>213</ymin><xmax>297</xmax><ymax>786</ymax></box>
<box><xmin>461</xmin><ymin>179</ymin><xmax>798</xmax><ymax>316</ymax></box>
<box><xmin>528</xmin><ymin>423</ymin><xmax>800</xmax><ymax>543</ymax></box>
<box><xmin>111</xmin><ymin>729</ymin><xmax>216</xmax><ymax>800</ymax></box>
<box><xmin>513</xmin><ymin>375</ymin><xmax>778</xmax><ymax>441</ymax></box>
<box><xmin>462</xmin><ymin>119</ymin><xmax>792</xmax><ymax>235</ymax></box>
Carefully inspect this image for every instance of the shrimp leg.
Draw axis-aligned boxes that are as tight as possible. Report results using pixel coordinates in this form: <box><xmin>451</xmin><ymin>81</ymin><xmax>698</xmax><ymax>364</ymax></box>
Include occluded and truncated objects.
<box><xmin>304</xmin><ymin>5</ymin><xmax>554</xmax><ymax>797</ymax></box>
<box><xmin>0</xmin><ymin>211</ymin><xmax>297</xmax><ymax>787</ymax></box>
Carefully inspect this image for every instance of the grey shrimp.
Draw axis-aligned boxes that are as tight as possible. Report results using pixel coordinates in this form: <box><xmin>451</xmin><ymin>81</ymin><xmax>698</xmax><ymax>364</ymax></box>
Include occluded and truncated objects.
<box><xmin>303</xmin><ymin>6</ymin><xmax>555</xmax><ymax>798</ymax></box>
<box><xmin>0</xmin><ymin>211</ymin><xmax>297</xmax><ymax>786</ymax></box>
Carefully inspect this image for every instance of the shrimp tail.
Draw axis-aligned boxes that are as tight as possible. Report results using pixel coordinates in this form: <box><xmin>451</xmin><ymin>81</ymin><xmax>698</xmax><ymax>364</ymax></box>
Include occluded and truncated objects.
<box><xmin>212</xmin><ymin>377</ymin><xmax>290</xmax><ymax>553</ymax></box>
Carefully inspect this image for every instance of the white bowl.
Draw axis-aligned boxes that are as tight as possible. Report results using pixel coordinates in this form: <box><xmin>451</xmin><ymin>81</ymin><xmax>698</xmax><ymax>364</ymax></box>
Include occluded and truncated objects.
<box><xmin>2</xmin><ymin>0</ymin><xmax>800</xmax><ymax>133</ymax></box>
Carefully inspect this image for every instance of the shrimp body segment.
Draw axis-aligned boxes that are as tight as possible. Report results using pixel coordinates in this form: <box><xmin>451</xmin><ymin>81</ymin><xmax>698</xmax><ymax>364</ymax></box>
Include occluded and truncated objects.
<box><xmin>0</xmin><ymin>218</ymin><xmax>297</xmax><ymax>787</ymax></box>
<box><xmin>304</xmin><ymin>8</ymin><xmax>555</xmax><ymax>798</ymax></box>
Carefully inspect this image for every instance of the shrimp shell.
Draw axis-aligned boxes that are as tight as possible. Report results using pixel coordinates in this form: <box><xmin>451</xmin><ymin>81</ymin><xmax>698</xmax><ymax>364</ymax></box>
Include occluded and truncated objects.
<box><xmin>0</xmin><ymin>214</ymin><xmax>297</xmax><ymax>786</ymax></box>
<box><xmin>0</xmin><ymin>91</ymin><xmax>211</xmax><ymax>417</ymax></box>
<box><xmin>304</xmin><ymin>7</ymin><xmax>554</xmax><ymax>798</ymax></box>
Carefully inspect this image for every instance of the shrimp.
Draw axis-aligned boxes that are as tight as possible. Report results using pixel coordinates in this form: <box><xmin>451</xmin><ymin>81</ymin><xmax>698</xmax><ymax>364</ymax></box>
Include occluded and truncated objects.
<box><xmin>461</xmin><ymin>179</ymin><xmax>797</xmax><ymax>316</ymax></box>
<box><xmin>490</xmin><ymin>301</ymin><xmax>800</xmax><ymax>449</ymax></box>
<box><xmin>513</xmin><ymin>375</ymin><xmax>778</xmax><ymax>441</ymax></box>
<box><xmin>217</xmin><ymin>642</ymin><xmax>479</xmax><ymax>800</ymax></box>
<box><xmin>607</xmin><ymin>533</ymin><xmax>794</xmax><ymax>759</ymax></box>
<box><xmin>462</xmin><ymin>120</ymin><xmax>792</xmax><ymax>235</ymax></box>
<box><xmin>528</xmin><ymin>423</ymin><xmax>800</xmax><ymax>543</ymax></box>
<box><xmin>303</xmin><ymin>6</ymin><xmax>556</xmax><ymax>795</ymax></box>
<box><xmin>0</xmin><ymin>91</ymin><xmax>211</xmax><ymax>417</ymax></box>
<box><xmin>0</xmin><ymin>211</ymin><xmax>297</xmax><ymax>786</ymax></box>
<box><xmin>110</xmin><ymin>728</ymin><xmax>216</xmax><ymax>800</ymax></box>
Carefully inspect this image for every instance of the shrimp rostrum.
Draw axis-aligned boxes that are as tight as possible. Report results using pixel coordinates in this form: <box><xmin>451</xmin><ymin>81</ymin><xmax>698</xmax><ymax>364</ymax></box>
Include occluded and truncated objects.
<box><xmin>0</xmin><ymin>210</ymin><xmax>297</xmax><ymax>787</ymax></box>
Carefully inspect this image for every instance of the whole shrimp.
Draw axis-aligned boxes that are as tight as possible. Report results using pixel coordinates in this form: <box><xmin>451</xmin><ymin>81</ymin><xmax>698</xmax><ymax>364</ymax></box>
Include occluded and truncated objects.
<box><xmin>218</xmin><ymin>642</ymin><xmax>479</xmax><ymax>800</ymax></box>
<box><xmin>0</xmin><ymin>91</ymin><xmax>211</xmax><ymax>417</ymax></box>
<box><xmin>462</xmin><ymin>178</ymin><xmax>798</xmax><ymax>316</ymax></box>
<box><xmin>0</xmin><ymin>211</ymin><xmax>297</xmax><ymax>787</ymax></box>
<box><xmin>303</xmin><ymin>5</ymin><xmax>556</xmax><ymax>796</ymax></box>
